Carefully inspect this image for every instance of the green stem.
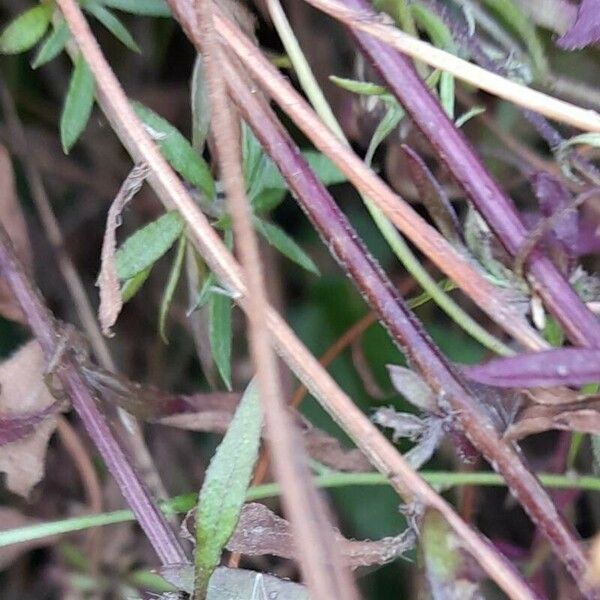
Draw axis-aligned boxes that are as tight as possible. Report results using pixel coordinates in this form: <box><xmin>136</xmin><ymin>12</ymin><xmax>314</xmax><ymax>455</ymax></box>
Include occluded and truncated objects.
<box><xmin>2</xmin><ymin>470</ymin><xmax>599</xmax><ymax>549</ymax></box>
<box><xmin>266</xmin><ymin>0</ymin><xmax>513</xmax><ymax>357</ymax></box>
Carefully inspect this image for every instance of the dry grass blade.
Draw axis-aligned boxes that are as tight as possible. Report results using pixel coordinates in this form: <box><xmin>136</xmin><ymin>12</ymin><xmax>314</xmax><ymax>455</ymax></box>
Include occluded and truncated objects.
<box><xmin>54</xmin><ymin>0</ymin><xmax>538</xmax><ymax>596</ymax></box>
<box><xmin>195</xmin><ymin>1</ymin><xmax>357</xmax><ymax>597</ymax></box>
<box><xmin>303</xmin><ymin>0</ymin><xmax>600</xmax><ymax>133</ymax></box>
<box><xmin>212</xmin><ymin>7</ymin><xmax>548</xmax><ymax>353</ymax></box>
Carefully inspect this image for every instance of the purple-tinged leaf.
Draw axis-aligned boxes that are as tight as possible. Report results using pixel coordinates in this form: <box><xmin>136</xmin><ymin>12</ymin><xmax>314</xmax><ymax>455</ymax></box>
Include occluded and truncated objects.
<box><xmin>0</xmin><ymin>402</ymin><xmax>62</xmax><ymax>447</ymax></box>
<box><xmin>557</xmin><ymin>0</ymin><xmax>600</xmax><ymax>50</ymax></box>
<box><xmin>463</xmin><ymin>348</ymin><xmax>600</xmax><ymax>388</ymax></box>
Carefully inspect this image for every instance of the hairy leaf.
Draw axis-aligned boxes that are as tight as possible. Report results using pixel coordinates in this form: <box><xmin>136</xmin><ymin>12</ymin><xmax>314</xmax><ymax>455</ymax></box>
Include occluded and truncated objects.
<box><xmin>60</xmin><ymin>55</ymin><xmax>95</xmax><ymax>153</ymax></box>
<box><xmin>194</xmin><ymin>380</ymin><xmax>262</xmax><ymax>597</ymax></box>
<box><xmin>115</xmin><ymin>211</ymin><xmax>184</xmax><ymax>280</ymax></box>
<box><xmin>31</xmin><ymin>19</ymin><xmax>69</xmax><ymax>68</ymax></box>
<box><xmin>0</xmin><ymin>4</ymin><xmax>52</xmax><ymax>55</ymax></box>
<box><xmin>255</xmin><ymin>218</ymin><xmax>319</xmax><ymax>275</ymax></box>
<box><xmin>132</xmin><ymin>101</ymin><xmax>214</xmax><ymax>199</ymax></box>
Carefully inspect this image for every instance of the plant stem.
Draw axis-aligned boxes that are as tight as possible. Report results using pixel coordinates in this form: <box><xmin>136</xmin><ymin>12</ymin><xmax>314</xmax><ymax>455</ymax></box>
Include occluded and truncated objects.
<box><xmin>0</xmin><ymin>226</ymin><xmax>187</xmax><ymax>566</ymax></box>
<box><xmin>3</xmin><ymin>470</ymin><xmax>600</xmax><ymax>549</ymax></box>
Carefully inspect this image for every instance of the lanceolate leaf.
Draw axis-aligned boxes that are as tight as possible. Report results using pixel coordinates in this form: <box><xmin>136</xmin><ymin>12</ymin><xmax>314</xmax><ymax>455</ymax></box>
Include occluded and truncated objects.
<box><xmin>255</xmin><ymin>218</ymin><xmax>319</xmax><ymax>275</ymax></box>
<box><xmin>85</xmin><ymin>2</ymin><xmax>141</xmax><ymax>53</ymax></box>
<box><xmin>0</xmin><ymin>4</ymin><xmax>52</xmax><ymax>55</ymax></box>
<box><xmin>121</xmin><ymin>266</ymin><xmax>151</xmax><ymax>302</ymax></box>
<box><xmin>557</xmin><ymin>0</ymin><xmax>600</xmax><ymax>50</ymax></box>
<box><xmin>31</xmin><ymin>19</ymin><xmax>69</xmax><ymax>69</ymax></box>
<box><xmin>60</xmin><ymin>55</ymin><xmax>95</xmax><ymax>153</ymax></box>
<box><xmin>101</xmin><ymin>0</ymin><xmax>171</xmax><ymax>17</ymax></box>
<box><xmin>463</xmin><ymin>348</ymin><xmax>600</xmax><ymax>388</ymax></box>
<box><xmin>132</xmin><ymin>101</ymin><xmax>215</xmax><ymax>200</ymax></box>
<box><xmin>115</xmin><ymin>211</ymin><xmax>184</xmax><ymax>280</ymax></box>
<box><xmin>159</xmin><ymin>234</ymin><xmax>186</xmax><ymax>343</ymax></box>
<box><xmin>194</xmin><ymin>380</ymin><xmax>262</xmax><ymax>598</ymax></box>
<box><xmin>209</xmin><ymin>290</ymin><xmax>232</xmax><ymax>391</ymax></box>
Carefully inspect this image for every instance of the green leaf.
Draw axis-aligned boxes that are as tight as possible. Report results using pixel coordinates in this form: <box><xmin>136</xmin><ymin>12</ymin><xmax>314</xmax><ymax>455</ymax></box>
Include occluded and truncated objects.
<box><xmin>255</xmin><ymin>218</ymin><xmax>319</xmax><ymax>275</ymax></box>
<box><xmin>365</xmin><ymin>101</ymin><xmax>404</xmax><ymax>166</ymax></box>
<box><xmin>60</xmin><ymin>55</ymin><xmax>95</xmax><ymax>153</ymax></box>
<box><xmin>251</xmin><ymin>188</ymin><xmax>287</xmax><ymax>214</ymax></box>
<box><xmin>329</xmin><ymin>75</ymin><xmax>387</xmax><ymax>96</ymax></box>
<box><xmin>100</xmin><ymin>0</ymin><xmax>171</xmax><ymax>16</ymax></box>
<box><xmin>132</xmin><ymin>101</ymin><xmax>215</xmax><ymax>200</ymax></box>
<box><xmin>85</xmin><ymin>2</ymin><xmax>140</xmax><ymax>52</ymax></box>
<box><xmin>159</xmin><ymin>234</ymin><xmax>186</xmax><ymax>343</ymax></box>
<box><xmin>115</xmin><ymin>211</ymin><xmax>184</xmax><ymax>280</ymax></box>
<box><xmin>194</xmin><ymin>379</ymin><xmax>262</xmax><ymax>598</ymax></box>
<box><xmin>121</xmin><ymin>266</ymin><xmax>151</xmax><ymax>302</ymax></box>
<box><xmin>454</xmin><ymin>106</ymin><xmax>485</xmax><ymax>128</ymax></box>
<box><xmin>31</xmin><ymin>18</ymin><xmax>69</xmax><ymax>68</ymax></box>
<box><xmin>242</xmin><ymin>122</ymin><xmax>268</xmax><ymax>200</ymax></box>
<box><xmin>209</xmin><ymin>290</ymin><xmax>232</xmax><ymax>390</ymax></box>
<box><xmin>0</xmin><ymin>4</ymin><xmax>52</xmax><ymax>55</ymax></box>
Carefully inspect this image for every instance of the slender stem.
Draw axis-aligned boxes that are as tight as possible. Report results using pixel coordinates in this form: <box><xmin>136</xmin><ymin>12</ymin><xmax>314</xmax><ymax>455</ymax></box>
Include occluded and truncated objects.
<box><xmin>196</xmin><ymin>2</ymin><xmax>357</xmax><ymax>598</ymax></box>
<box><xmin>267</xmin><ymin>0</ymin><xmax>513</xmax><ymax>357</ymax></box>
<box><xmin>0</xmin><ymin>226</ymin><xmax>187</xmax><ymax>566</ymax></box>
<box><xmin>3</xmin><ymin>470</ymin><xmax>600</xmax><ymax>549</ymax></box>
<box><xmin>314</xmin><ymin>0</ymin><xmax>600</xmax><ymax>349</ymax></box>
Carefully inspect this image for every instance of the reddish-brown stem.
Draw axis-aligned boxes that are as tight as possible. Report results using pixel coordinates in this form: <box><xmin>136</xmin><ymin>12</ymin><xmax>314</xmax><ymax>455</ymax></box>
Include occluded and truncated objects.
<box><xmin>220</xmin><ymin>54</ymin><xmax>593</xmax><ymax>595</ymax></box>
<box><xmin>0</xmin><ymin>226</ymin><xmax>187</xmax><ymax>567</ymax></box>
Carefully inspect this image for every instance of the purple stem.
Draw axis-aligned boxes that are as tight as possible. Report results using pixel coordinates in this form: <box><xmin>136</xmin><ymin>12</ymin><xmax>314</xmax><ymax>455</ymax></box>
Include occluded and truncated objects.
<box><xmin>0</xmin><ymin>225</ymin><xmax>187</xmax><ymax>566</ymax></box>
<box><xmin>221</xmin><ymin>58</ymin><xmax>592</xmax><ymax>595</ymax></box>
<box><xmin>341</xmin><ymin>0</ymin><xmax>600</xmax><ymax>349</ymax></box>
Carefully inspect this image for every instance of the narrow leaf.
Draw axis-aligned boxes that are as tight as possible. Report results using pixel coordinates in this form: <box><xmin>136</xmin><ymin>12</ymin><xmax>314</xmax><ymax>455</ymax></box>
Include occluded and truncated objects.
<box><xmin>462</xmin><ymin>348</ymin><xmax>600</xmax><ymax>388</ymax></box>
<box><xmin>159</xmin><ymin>234</ymin><xmax>186</xmax><ymax>343</ymax></box>
<box><xmin>31</xmin><ymin>19</ymin><xmax>69</xmax><ymax>68</ymax></box>
<box><xmin>329</xmin><ymin>75</ymin><xmax>387</xmax><ymax>96</ymax></box>
<box><xmin>121</xmin><ymin>266</ymin><xmax>151</xmax><ymax>302</ymax></box>
<box><xmin>191</xmin><ymin>54</ymin><xmax>211</xmax><ymax>154</ymax></box>
<box><xmin>85</xmin><ymin>2</ymin><xmax>140</xmax><ymax>52</ymax></box>
<box><xmin>60</xmin><ymin>55</ymin><xmax>95</xmax><ymax>153</ymax></box>
<box><xmin>208</xmin><ymin>290</ymin><xmax>232</xmax><ymax>390</ymax></box>
<box><xmin>194</xmin><ymin>380</ymin><xmax>262</xmax><ymax>597</ymax></box>
<box><xmin>132</xmin><ymin>101</ymin><xmax>214</xmax><ymax>200</ymax></box>
<box><xmin>255</xmin><ymin>219</ymin><xmax>319</xmax><ymax>275</ymax></box>
<box><xmin>101</xmin><ymin>0</ymin><xmax>171</xmax><ymax>17</ymax></box>
<box><xmin>251</xmin><ymin>188</ymin><xmax>287</xmax><ymax>214</ymax></box>
<box><xmin>115</xmin><ymin>211</ymin><xmax>184</xmax><ymax>280</ymax></box>
<box><xmin>0</xmin><ymin>4</ymin><xmax>52</xmax><ymax>55</ymax></box>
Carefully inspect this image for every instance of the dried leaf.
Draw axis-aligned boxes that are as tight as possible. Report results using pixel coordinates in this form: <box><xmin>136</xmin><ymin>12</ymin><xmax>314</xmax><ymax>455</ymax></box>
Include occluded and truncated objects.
<box><xmin>387</xmin><ymin>365</ymin><xmax>438</xmax><ymax>412</ymax></box>
<box><xmin>506</xmin><ymin>398</ymin><xmax>600</xmax><ymax>440</ymax></box>
<box><xmin>462</xmin><ymin>348</ymin><xmax>600</xmax><ymax>388</ymax></box>
<box><xmin>303</xmin><ymin>425</ymin><xmax>373</xmax><ymax>472</ymax></box>
<box><xmin>557</xmin><ymin>0</ymin><xmax>600</xmax><ymax>49</ymax></box>
<box><xmin>97</xmin><ymin>163</ymin><xmax>149</xmax><ymax>336</ymax></box>
<box><xmin>0</xmin><ymin>341</ymin><xmax>61</xmax><ymax>497</ymax></box>
<box><xmin>0</xmin><ymin>401</ymin><xmax>62</xmax><ymax>446</ymax></box>
<box><xmin>0</xmin><ymin>145</ymin><xmax>32</xmax><ymax>323</ymax></box>
<box><xmin>226</xmin><ymin>503</ymin><xmax>414</xmax><ymax>569</ymax></box>
<box><xmin>401</xmin><ymin>145</ymin><xmax>462</xmax><ymax>247</ymax></box>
